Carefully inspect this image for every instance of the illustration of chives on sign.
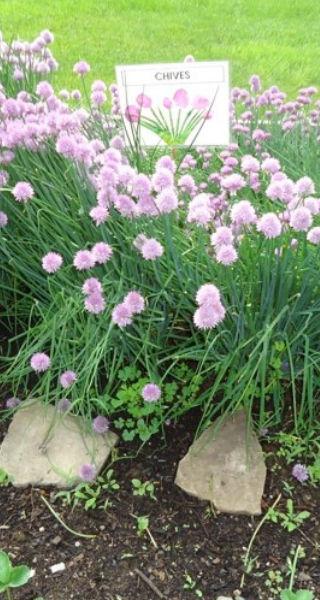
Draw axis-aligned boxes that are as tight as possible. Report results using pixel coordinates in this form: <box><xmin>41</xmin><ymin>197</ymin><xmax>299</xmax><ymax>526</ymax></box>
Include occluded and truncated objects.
<box><xmin>115</xmin><ymin>61</ymin><xmax>230</xmax><ymax>147</ymax></box>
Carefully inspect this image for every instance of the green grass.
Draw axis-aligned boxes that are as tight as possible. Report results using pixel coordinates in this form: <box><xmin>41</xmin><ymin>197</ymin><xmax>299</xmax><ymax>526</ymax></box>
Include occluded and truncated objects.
<box><xmin>0</xmin><ymin>0</ymin><xmax>319</xmax><ymax>95</ymax></box>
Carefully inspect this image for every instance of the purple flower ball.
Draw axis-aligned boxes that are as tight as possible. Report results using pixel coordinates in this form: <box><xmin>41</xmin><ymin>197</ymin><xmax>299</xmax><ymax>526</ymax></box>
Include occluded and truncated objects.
<box><xmin>79</xmin><ymin>463</ymin><xmax>96</xmax><ymax>482</ymax></box>
<box><xmin>57</xmin><ymin>398</ymin><xmax>71</xmax><ymax>413</ymax></box>
<box><xmin>92</xmin><ymin>415</ymin><xmax>109</xmax><ymax>434</ymax></box>
<box><xmin>0</xmin><ymin>211</ymin><xmax>8</xmax><ymax>228</ymax></box>
<box><xmin>142</xmin><ymin>383</ymin><xmax>161</xmax><ymax>403</ymax></box>
<box><xmin>124</xmin><ymin>291</ymin><xmax>145</xmax><ymax>315</ymax></box>
<box><xmin>91</xmin><ymin>242</ymin><xmax>113</xmax><ymax>264</ymax></box>
<box><xmin>111</xmin><ymin>303</ymin><xmax>133</xmax><ymax>328</ymax></box>
<box><xmin>73</xmin><ymin>250</ymin><xmax>95</xmax><ymax>271</ymax></box>
<box><xmin>30</xmin><ymin>352</ymin><xmax>51</xmax><ymax>373</ymax></box>
<box><xmin>141</xmin><ymin>239</ymin><xmax>164</xmax><ymax>260</ymax></box>
<box><xmin>82</xmin><ymin>278</ymin><xmax>102</xmax><ymax>295</ymax></box>
<box><xmin>12</xmin><ymin>181</ymin><xmax>34</xmax><ymax>203</ymax></box>
<box><xmin>42</xmin><ymin>252</ymin><xmax>63</xmax><ymax>274</ymax></box>
<box><xmin>73</xmin><ymin>61</ymin><xmax>90</xmax><ymax>76</ymax></box>
<box><xmin>6</xmin><ymin>396</ymin><xmax>21</xmax><ymax>409</ymax></box>
<box><xmin>59</xmin><ymin>370</ymin><xmax>77</xmax><ymax>389</ymax></box>
<box><xmin>292</xmin><ymin>463</ymin><xmax>309</xmax><ymax>483</ymax></box>
<box><xmin>84</xmin><ymin>292</ymin><xmax>106</xmax><ymax>314</ymax></box>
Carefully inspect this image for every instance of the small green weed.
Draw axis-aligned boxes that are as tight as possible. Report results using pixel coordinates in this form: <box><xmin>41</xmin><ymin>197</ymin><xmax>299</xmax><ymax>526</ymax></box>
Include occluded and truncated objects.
<box><xmin>267</xmin><ymin>500</ymin><xmax>310</xmax><ymax>532</ymax></box>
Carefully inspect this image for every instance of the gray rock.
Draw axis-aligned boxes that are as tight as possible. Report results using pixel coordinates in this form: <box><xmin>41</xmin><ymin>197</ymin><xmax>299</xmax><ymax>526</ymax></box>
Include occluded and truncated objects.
<box><xmin>175</xmin><ymin>410</ymin><xmax>266</xmax><ymax>515</ymax></box>
<box><xmin>0</xmin><ymin>400</ymin><xmax>117</xmax><ymax>487</ymax></box>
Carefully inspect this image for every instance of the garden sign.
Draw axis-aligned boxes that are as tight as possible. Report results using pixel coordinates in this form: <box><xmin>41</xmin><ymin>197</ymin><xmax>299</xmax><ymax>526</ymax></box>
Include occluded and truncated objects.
<box><xmin>115</xmin><ymin>61</ymin><xmax>230</xmax><ymax>147</ymax></box>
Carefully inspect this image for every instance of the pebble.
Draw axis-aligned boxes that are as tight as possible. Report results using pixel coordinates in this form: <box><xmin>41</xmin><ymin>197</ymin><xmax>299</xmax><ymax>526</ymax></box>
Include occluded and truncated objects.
<box><xmin>297</xmin><ymin>572</ymin><xmax>312</xmax><ymax>582</ymax></box>
<box><xmin>51</xmin><ymin>535</ymin><xmax>62</xmax><ymax>546</ymax></box>
<box><xmin>216</xmin><ymin>597</ymin><xmax>246</xmax><ymax>600</ymax></box>
<box><xmin>50</xmin><ymin>562</ymin><xmax>66</xmax><ymax>574</ymax></box>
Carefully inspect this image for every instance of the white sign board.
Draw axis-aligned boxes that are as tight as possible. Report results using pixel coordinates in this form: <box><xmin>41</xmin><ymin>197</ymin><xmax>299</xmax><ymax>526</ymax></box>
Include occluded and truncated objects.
<box><xmin>115</xmin><ymin>61</ymin><xmax>230</xmax><ymax>147</ymax></box>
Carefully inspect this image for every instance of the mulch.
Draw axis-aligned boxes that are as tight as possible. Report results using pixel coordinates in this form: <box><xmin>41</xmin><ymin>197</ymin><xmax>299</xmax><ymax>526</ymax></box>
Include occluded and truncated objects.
<box><xmin>0</xmin><ymin>412</ymin><xmax>319</xmax><ymax>600</ymax></box>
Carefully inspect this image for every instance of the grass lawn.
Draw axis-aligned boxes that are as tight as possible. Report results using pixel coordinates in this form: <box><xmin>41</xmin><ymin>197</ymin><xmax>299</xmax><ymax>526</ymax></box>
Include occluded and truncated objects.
<box><xmin>0</xmin><ymin>0</ymin><xmax>319</xmax><ymax>96</ymax></box>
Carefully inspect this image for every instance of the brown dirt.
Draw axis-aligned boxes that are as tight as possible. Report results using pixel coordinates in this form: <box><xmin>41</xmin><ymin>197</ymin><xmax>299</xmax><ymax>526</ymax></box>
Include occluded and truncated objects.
<box><xmin>0</xmin><ymin>413</ymin><xmax>319</xmax><ymax>600</ymax></box>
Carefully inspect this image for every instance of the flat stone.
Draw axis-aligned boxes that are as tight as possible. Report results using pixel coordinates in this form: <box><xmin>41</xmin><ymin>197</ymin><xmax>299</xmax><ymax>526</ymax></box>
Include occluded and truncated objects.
<box><xmin>175</xmin><ymin>410</ymin><xmax>266</xmax><ymax>515</ymax></box>
<box><xmin>0</xmin><ymin>400</ymin><xmax>117</xmax><ymax>487</ymax></box>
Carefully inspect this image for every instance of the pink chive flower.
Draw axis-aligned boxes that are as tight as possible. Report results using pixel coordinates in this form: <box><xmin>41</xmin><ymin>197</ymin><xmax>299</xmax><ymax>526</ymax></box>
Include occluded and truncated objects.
<box><xmin>12</xmin><ymin>181</ymin><xmax>34</xmax><ymax>203</ymax></box>
<box><xmin>59</xmin><ymin>90</ymin><xmax>70</xmax><ymax>100</ymax></box>
<box><xmin>295</xmin><ymin>176</ymin><xmax>315</xmax><ymax>197</ymax></box>
<box><xmin>136</xmin><ymin>93</ymin><xmax>152</xmax><ymax>108</ymax></box>
<box><xmin>41</xmin><ymin>29</ymin><xmax>54</xmax><ymax>43</ymax></box>
<box><xmin>292</xmin><ymin>463</ymin><xmax>309</xmax><ymax>483</ymax></box>
<box><xmin>82</xmin><ymin>277</ymin><xmax>102</xmax><ymax>295</ymax></box>
<box><xmin>73</xmin><ymin>250</ymin><xmax>95</xmax><ymax>270</ymax></box>
<box><xmin>307</xmin><ymin>227</ymin><xmax>320</xmax><ymax>244</ymax></box>
<box><xmin>249</xmin><ymin>74</ymin><xmax>261</xmax><ymax>92</ymax></box>
<box><xmin>193</xmin><ymin>302</ymin><xmax>226</xmax><ymax>330</ymax></box>
<box><xmin>266</xmin><ymin>180</ymin><xmax>284</xmax><ymax>202</ymax></box>
<box><xmin>0</xmin><ymin>211</ymin><xmax>8</xmax><ymax>228</ymax></box>
<box><xmin>36</xmin><ymin>81</ymin><xmax>54</xmax><ymax>99</ymax></box>
<box><xmin>141</xmin><ymin>238</ymin><xmax>164</xmax><ymax>260</ymax></box>
<box><xmin>59</xmin><ymin>370</ymin><xmax>77</xmax><ymax>389</ymax></box>
<box><xmin>151</xmin><ymin>168</ymin><xmax>174</xmax><ymax>191</ymax></box>
<box><xmin>261</xmin><ymin>157</ymin><xmax>281</xmax><ymax>174</ymax></box>
<box><xmin>89</xmin><ymin>206</ymin><xmax>109</xmax><ymax>225</ymax></box>
<box><xmin>124</xmin><ymin>291</ymin><xmax>145</xmax><ymax>314</ymax></box>
<box><xmin>114</xmin><ymin>194</ymin><xmax>137</xmax><ymax>218</ymax></box>
<box><xmin>142</xmin><ymin>383</ymin><xmax>161</xmax><ymax>402</ymax></box>
<box><xmin>230</xmin><ymin>200</ymin><xmax>256</xmax><ymax>226</ymax></box>
<box><xmin>241</xmin><ymin>154</ymin><xmax>260</xmax><ymax>173</ymax></box>
<box><xmin>187</xmin><ymin>193</ymin><xmax>213</xmax><ymax>226</ymax></box>
<box><xmin>257</xmin><ymin>213</ymin><xmax>282</xmax><ymax>238</ymax></box>
<box><xmin>290</xmin><ymin>207</ymin><xmax>313</xmax><ymax>232</ymax></box>
<box><xmin>173</xmin><ymin>88</ymin><xmax>189</xmax><ymax>109</ymax></box>
<box><xmin>163</xmin><ymin>97</ymin><xmax>172</xmax><ymax>109</ymax></box>
<box><xmin>6</xmin><ymin>397</ymin><xmax>21</xmax><ymax>409</ymax></box>
<box><xmin>30</xmin><ymin>352</ymin><xmax>51</xmax><ymax>373</ymax></box>
<box><xmin>192</xmin><ymin>96</ymin><xmax>209</xmax><ymax>110</ymax></box>
<box><xmin>57</xmin><ymin>398</ymin><xmax>71</xmax><ymax>413</ymax></box>
<box><xmin>0</xmin><ymin>171</ymin><xmax>9</xmax><ymax>186</ymax></box>
<box><xmin>42</xmin><ymin>252</ymin><xmax>63</xmax><ymax>274</ymax></box>
<box><xmin>216</xmin><ymin>244</ymin><xmax>238</xmax><ymax>265</ymax></box>
<box><xmin>71</xmin><ymin>89</ymin><xmax>82</xmax><ymax>101</ymax></box>
<box><xmin>91</xmin><ymin>91</ymin><xmax>106</xmax><ymax>106</ymax></box>
<box><xmin>92</xmin><ymin>80</ymin><xmax>107</xmax><ymax>92</ymax></box>
<box><xmin>211</xmin><ymin>226</ymin><xmax>234</xmax><ymax>247</ymax></box>
<box><xmin>112</xmin><ymin>303</ymin><xmax>133</xmax><ymax>328</ymax></box>
<box><xmin>79</xmin><ymin>463</ymin><xmax>96</xmax><ymax>482</ymax></box>
<box><xmin>156</xmin><ymin>188</ymin><xmax>179</xmax><ymax>214</ymax></box>
<box><xmin>221</xmin><ymin>173</ymin><xmax>246</xmax><ymax>194</ymax></box>
<box><xmin>92</xmin><ymin>415</ymin><xmax>109</xmax><ymax>434</ymax></box>
<box><xmin>125</xmin><ymin>105</ymin><xmax>141</xmax><ymax>122</ymax></box>
<box><xmin>156</xmin><ymin>156</ymin><xmax>177</xmax><ymax>173</ymax></box>
<box><xmin>178</xmin><ymin>174</ymin><xmax>196</xmax><ymax>194</ymax></box>
<box><xmin>133</xmin><ymin>234</ymin><xmax>148</xmax><ymax>251</ymax></box>
<box><xmin>84</xmin><ymin>292</ymin><xmax>106</xmax><ymax>314</ymax></box>
<box><xmin>132</xmin><ymin>174</ymin><xmax>151</xmax><ymax>198</ymax></box>
<box><xmin>91</xmin><ymin>242</ymin><xmax>113</xmax><ymax>264</ymax></box>
<box><xmin>304</xmin><ymin>198</ymin><xmax>319</xmax><ymax>215</ymax></box>
<box><xmin>196</xmin><ymin>284</ymin><xmax>221</xmax><ymax>306</ymax></box>
<box><xmin>73</xmin><ymin>61</ymin><xmax>90</xmax><ymax>75</ymax></box>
